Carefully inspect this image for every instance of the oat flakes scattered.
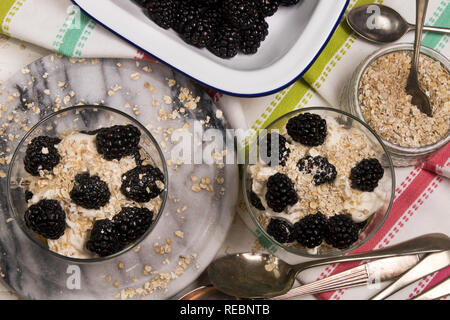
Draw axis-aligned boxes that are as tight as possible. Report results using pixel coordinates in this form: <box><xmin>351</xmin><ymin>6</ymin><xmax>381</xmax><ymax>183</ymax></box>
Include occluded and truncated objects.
<box><xmin>130</xmin><ymin>72</ymin><xmax>141</xmax><ymax>81</ymax></box>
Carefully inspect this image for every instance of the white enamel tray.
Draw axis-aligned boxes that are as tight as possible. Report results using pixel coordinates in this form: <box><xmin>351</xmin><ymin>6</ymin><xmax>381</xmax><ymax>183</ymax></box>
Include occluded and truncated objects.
<box><xmin>72</xmin><ymin>0</ymin><xmax>349</xmax><ymax>96</ymax></box>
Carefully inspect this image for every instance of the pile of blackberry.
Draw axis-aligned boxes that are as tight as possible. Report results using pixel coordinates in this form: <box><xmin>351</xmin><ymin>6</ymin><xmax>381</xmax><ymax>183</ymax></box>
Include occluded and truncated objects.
<box><xmin>137</xmin><ymin>0</ymin><xmax>303</xmax><ymax>58</ymax></box>
<box><xmin>264</xmin><ymin>212</ymin><xmax>365</xmax><ymax>249</ymax></box>
<box><xmin>87</xmin><ymin>207</ymin><xmax>155</xmax><ymax>257</ymax></box>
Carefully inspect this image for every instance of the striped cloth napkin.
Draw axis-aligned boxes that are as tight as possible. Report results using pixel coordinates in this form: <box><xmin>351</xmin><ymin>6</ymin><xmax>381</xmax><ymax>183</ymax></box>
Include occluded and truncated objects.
<box><xmin>1</xmin><ymin>0</ymin><xmax>449</xmax><ymax>300</ymax></box>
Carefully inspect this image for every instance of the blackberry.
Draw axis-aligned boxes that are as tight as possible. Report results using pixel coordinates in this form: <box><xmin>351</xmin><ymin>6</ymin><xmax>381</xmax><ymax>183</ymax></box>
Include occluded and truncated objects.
<box><xmin>260</xmin><ymin>133</ymin><xmax>290</xmax><ymax>166</ymax></box>
<box><xmin>70</xmin><ymin>173</ymin><xmax>111</xmax><ymax>209</ymax></box>
<box><xmin>24</xmin><ymin>136</ymin><xmax>61</xmax><ymax>176</ymax></box>
<box><xmin>350</xmin><ymin>158</ymin><xmax>384</xmax><ymax>192</ymax></box>
<box><xmin>24</xmin><ymin>199</ymin><xmax>66</xmax><ymax>240</ymax></box>
<box><xmin>113</xmin><ymin>207</ymin><xmax>154</xmax><ymax>245</ymax></box>
<box><xmin>265</xmin><ymin>173</ymin><xmax>298</xmax><ymax>212</ymax></box>
<box><xmin>222</xmin><ymin>0</ymin><xmax>259</xmax><ymax>30</ymax></box>
<box><xmin>86</xmin><ymin>219</ymin><xmax>122</xmax><ymax>257</ymax></box>
<box><xmin>267</xmin><ymin>218</ymin><xmax>294</xmax><ymax>243</ymax></box>
<box><xmin>181</xmin><ymin>9</ymin><xmax>218</xmax><ymax>48</ymax></box>
<box><xmin>297</xmin><ymin>156</ymin><xmax>337</xmax><ymax>186</ymax></box>
<box><xmin>146</xmin><ymin>0</ymin><xmax>179</xmax><ymax>29</ymax></box>
<box><xmin>258</xmin><ymin>0</ymin><xmax>279</xmax><ymax>17</ymax></box>
<box><xmin>293</xmin><ymin>212</ymin><xmax>327</xmax><ymax>248</ymax></box>
<box><xmin>172</xmin><ymin>2</ymin><xmax>201</xmax><ymax>34</ymax></box>
<box><xmin>325</xmin><ymin>214</ymin><xmax>359</xmax><ymax>249</ymax></box>
<box><xmin>207</xmin><ymin>23</ymin><xmax>241</xmax><ymax>58</ymax></box>
<box><xmin>250</xmin><ymin>191</ymin><xmax>265</xmax><ymax>211</ymax></box>
<box><xmin>25</xmin><ymin>190</ymin><xmax>34</xmax><ymax>202</ymax></box>
<box><xmin>279</xmin><ymin>0</ymin><xmax>303</xmax><ymax>6</ymax></box>
<box><xmin>240</xmin><ymin>17</ymin><xmax>269</xmax><ymax>54</ymax></box>
<box><xmin>286</xmin><ymin>113</ymin><xmax>327</xmax><ymax>146</ymax></box>
<box><xmin>95</xmin><ymin>124</ymin><xmax>141</xmax><ymax>161</ymax></box>
<box><xmin>121</xmin><ymin>165</ymin><xmax>165</xmax><ymax>203</ymax></box>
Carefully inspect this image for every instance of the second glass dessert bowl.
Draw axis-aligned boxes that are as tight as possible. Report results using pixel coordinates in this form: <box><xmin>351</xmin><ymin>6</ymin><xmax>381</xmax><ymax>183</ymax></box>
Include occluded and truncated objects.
<box><xmin>7</xmin><ymin>105</ymin><xmax>168</xmax><ymax>263</ymax></box>
<box><xmin>243</xmin><ymin>107</ymin><xmax>395</xmax><ymax>262</ymax></box>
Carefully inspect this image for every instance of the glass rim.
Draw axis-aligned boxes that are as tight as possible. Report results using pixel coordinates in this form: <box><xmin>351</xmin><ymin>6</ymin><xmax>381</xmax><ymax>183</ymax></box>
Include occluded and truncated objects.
<box><xmin>7</xmin><ymin>105</ymin><xmax>169</xmax><ymax>264</ymax></box>
<box><xmin>352</xmin><ymin>43</ymin><xmax>450</xmax><ymax>154</ymax></box>
<box><xmin>242</xmin><ymin>106</ymin><xmax>396</xmax><ymax>259</ymax></box>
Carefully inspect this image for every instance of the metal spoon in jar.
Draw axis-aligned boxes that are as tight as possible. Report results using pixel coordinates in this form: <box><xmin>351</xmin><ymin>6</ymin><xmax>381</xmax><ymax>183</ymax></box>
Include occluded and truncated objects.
<box><xmin>207</xmin><ymin>233</ymin><xmax>450</xmax><ymax>299</ymax></box>
<box><xmin>406</xmin><ymin>0</ymin><xmax>432</xmax><ymax>117</ymax></box>
<box><xmin>346</xmin><ymin>4</ymin><xmax>450</xmax><ymax>44</ymax></box>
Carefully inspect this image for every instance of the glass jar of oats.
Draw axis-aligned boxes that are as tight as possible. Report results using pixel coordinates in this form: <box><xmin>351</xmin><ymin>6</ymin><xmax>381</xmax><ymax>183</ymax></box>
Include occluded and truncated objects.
<box><xmin>342</xmin><ymin>43</ymin><xmax>450</xmax><ymax>167</ymax></box>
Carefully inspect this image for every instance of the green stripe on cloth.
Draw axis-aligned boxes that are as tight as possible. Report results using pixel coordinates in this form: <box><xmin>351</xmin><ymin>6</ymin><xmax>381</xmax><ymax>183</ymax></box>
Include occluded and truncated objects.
<box><xmin>259</xmin><ymin>79</ymin><xmax>310</xmax><ymax>128</ymax></box>
<box><xmin>302</xmin><ymin>23</ymin><xmax>355</xmax><ymax>85</ymax></box>
<box><xmin>303</xmin><ymin>0</ymin><xmax>385</xmax><ymax>84</ymax></box>
<box><xmin>422</xmin><ymin>0</ymin><xmax>450</xmax><ymax>49</ymax></box>
<box><xmin>57</xmin><ymin>12</ymin><xmax>91</xmax><ymax>57</ymax></box>
<box><xmin>0</xmin><ymin>0</ymin><xmax>23</xmax><ymax>36</ymax></box>
<box><xmin>72</xmin><ymin>19</ymin><xmax>96</xmax><ymax>57</ymax></box>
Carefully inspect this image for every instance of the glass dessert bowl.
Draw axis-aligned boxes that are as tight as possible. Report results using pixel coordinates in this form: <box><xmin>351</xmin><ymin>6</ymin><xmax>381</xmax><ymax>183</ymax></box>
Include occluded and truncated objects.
<box><xmin>243</xmin><ymin>107</ymin><xmax>395</xmax><ymax>261</ymax></box>
<box><xmin>7</xmin><ymin>105</ymin><xmax>168</xmax><ymax>263</ymax></box>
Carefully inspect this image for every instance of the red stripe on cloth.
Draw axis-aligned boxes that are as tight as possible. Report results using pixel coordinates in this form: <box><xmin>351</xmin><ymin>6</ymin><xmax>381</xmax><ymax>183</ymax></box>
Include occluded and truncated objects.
<box><xmin>421</xmin><ymin>143</ymin><xmax>450</xmax><ymax>177</ymax></box>
<box><xmin>134</xmin><ymin>49</ymin><xmax>157</xmax><ymax>62</ymax></box>
<box><xmin>394</xmin><ymin>167</ymin><xmax>421</xmax><ymax>201</ymax></box>
<box><xmin>141</xmin><ymin>54</ymin><xmax>157</xmax><ymax>62</ymax></box>
<box><xmin>408</xmin><ymin>266</ymin><xmax>450</xmax><ymax>299</ymax></box>
<box><xmin>426</xmin><ymin>143</ymin><xmax>450</xmax><ymax>166</ymax></box>
<box><xmin>316</xmin><ymin>168</ymin><xmax>439</xmax><ymax>300</ymax></box>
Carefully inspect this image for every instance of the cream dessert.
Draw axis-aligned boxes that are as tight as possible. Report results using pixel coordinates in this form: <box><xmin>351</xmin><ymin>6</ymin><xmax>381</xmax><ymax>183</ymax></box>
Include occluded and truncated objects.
<box><xmin>22</xmin><ymin>124</ymin><xmax>165</xmax><ymax>258</ymax></box>
<box><xmin>248</xmin><ymin>113</ymin><xmax>388</xmax><ymax>254</ymax></box>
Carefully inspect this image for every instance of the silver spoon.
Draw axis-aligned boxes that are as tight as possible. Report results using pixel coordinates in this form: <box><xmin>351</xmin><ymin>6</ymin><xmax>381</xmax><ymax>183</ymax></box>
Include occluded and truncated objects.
<box><xmin>346</xmin><ymin>4</ymin><xmax>450</xmax><ymax>43</ymax></box>
<box><xmin>406</xmin><ymin>0</ymin><xmax>432</xmax><ymax>117</ymax></box>
<box><xmin>207</xmin><ymin>233</ymin><xmax>450</xmax><ymax>299</ymax></box>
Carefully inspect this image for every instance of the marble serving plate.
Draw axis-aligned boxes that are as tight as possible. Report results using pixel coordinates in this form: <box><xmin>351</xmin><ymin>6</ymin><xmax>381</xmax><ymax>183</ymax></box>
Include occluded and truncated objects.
<box><xmin>72</xmin><ymin>0</ymin><xmax>349</xmax><ymax>96</ymax></box>
<box><xmin>0</xmin><ymin>55</ymin><xmax>238</xmax><ymax>299</ymax></box>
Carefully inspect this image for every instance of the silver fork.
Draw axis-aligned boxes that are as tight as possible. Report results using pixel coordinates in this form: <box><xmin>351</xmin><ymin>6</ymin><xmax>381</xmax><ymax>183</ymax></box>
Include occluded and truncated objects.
<box><xmin>271</xmin><ymin>255</ymin><xmax>420</xmax><ymax>300</ymax></box>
